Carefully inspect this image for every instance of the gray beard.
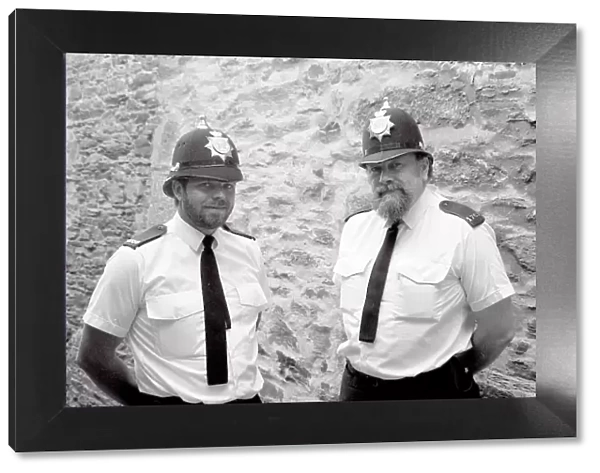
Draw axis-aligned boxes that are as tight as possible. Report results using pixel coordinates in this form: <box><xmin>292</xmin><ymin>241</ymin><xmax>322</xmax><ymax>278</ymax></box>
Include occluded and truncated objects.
<box><xmin>375</xmin><ymin>188</ymin><xmax>412</xmax><ymax>223</ymax></box>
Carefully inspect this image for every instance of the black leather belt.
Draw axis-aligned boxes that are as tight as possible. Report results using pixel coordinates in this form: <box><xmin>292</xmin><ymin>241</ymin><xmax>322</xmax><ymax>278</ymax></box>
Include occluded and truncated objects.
<box><xmin>345</xmin><ymin>358</ymin><xmax>456</xmax><ymax>387</ymax></box>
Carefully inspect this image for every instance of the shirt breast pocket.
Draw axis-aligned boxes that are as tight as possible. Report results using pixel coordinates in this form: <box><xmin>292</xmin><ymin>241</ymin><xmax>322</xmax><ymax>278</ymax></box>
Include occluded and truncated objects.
<box><xmin>236</xmin><ymin>283</ymin><xmax>269</xmax><ymax>308</ymax></box>
<box><xmin>333</xmin><ymin>257</ymin><xmax>371</xmax><ymax>311</ymax></box>
<box><xmin>394</xmin><ymin>261</ymin><xmax>450</xmax><ymax>321</ymax></box>
<box><xmin>146</xmin><ymin>291</ymin><xmax>205</xmax><ymax>358</ymax></box>
<box><xmin>232</xmin><ymin>282</ymin><xmax>268</xmax><ymax>323</ymax></box>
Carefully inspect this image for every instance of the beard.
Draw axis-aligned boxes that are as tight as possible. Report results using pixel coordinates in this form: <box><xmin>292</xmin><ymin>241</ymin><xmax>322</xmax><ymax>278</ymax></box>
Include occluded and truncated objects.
<box><xmin>181</xmin><ymin>194</ymin><xmax>232</xmax><ymax>230</ymax></box>
<box><xmin>373</xmin><ymin>183</ymin><xmax>413</xmax><ymax>223</ymax></box>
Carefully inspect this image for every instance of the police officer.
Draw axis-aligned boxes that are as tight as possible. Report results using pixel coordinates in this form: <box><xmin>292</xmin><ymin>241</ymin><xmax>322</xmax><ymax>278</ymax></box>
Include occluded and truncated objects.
<box><xmin>333</xmin><ymin>100</ymin><xmax>516</xmax><ymax>401</ymax></box>
<box><xmin>77</xmin><ymin>117</ymin><xmax>271</xmax><ymax>405</ymax></box>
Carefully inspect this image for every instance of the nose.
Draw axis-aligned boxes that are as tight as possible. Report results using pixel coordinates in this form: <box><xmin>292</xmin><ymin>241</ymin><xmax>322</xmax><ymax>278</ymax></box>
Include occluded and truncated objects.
<box><xmin>211</xmin><ymin>188</ymin><xmax>227</xmax><ymax>203</ymax></box>
<box><xmin>379</xmin><ymin>166</ymin><xmax>394</xmax><ymax>184</ymax></box>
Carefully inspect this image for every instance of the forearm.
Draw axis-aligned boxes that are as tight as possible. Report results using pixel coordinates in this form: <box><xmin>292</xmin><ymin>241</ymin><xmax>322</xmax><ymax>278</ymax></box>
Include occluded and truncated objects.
<box><xmin>80</xmin><ymin>356</ymin><xmax>157</xmax><ymax>406</ymax></box>
<box><xmin>456</xmin><ymin>297</ymin><xmax>517</xmax><ymax>374</ymax></box>
<box><xmin>456</xmin><ymin>330</ymin><xmax>514</xmax><ymax>374</ymax></box>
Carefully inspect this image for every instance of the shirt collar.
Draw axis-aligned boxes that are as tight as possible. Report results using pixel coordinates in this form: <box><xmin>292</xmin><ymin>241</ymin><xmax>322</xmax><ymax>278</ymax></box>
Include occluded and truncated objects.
<box><xmin>402</xmin><ymin>186</ymin><xmax>436</xmax><ymax>230</ymax></box>
<box><xmin>169</xmin><ymin>212</ymin><xmax>223</xmax><ymax>252</ymax></box>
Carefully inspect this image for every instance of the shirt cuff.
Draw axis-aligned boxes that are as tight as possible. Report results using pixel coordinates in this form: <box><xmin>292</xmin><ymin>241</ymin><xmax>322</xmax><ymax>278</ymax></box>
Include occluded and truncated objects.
<box><xmin>469</xmin><ymin>284</ymin><xmax>516</xmax><ymax>312</ymax></box>
<box><xmin>82</xmin><ymin>312</ymin><xmax>129</xmax><ymax>338</ymax></box>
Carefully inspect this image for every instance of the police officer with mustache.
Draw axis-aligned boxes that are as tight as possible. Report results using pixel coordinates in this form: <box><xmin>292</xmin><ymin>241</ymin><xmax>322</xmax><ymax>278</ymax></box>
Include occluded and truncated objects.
<box><xmin>333</xmin><ymin>100</ymin><xmax>516</xmax><ymax>401</ymax></box>
<box><xmin>77</xmin><ymin>117</ymin><xmax>271</xmax><ymax>405</ymax></box>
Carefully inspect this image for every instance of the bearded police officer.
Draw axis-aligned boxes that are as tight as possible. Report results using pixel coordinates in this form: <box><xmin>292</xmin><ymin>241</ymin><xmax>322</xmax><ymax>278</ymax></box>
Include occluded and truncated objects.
<box><xmin>333</xmin><ymin>100</ymin><xmax>516</xmax><ymax>401</ymax></box>
<box><xmin>77</xmin><ymin>117</ymin><xmax>271</xmax><ymax>405</ymax></box>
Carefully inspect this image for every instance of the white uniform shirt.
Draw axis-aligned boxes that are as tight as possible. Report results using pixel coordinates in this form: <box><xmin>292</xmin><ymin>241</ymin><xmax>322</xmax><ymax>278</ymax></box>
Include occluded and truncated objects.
<box><xmin>83</xmin><ymin>212</ymin><xmax>272</xmax><ymax>404</ymax></box>
<box><xmin>333</xmin><ymin>187</ymin><xmax>515</xmax><ymax>380</ymax></box>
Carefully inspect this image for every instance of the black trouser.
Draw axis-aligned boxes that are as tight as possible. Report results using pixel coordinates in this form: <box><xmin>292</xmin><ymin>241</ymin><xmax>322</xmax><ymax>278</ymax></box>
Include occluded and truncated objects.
<box><xmin>143</xmin><ymin>394</ymin><xmax>263</xmax><ymax>406</ymax></box>
<box><xmin>339</xmin><ymin>357</ymin><xmax>481</xmax><ymax>402</ymax></box>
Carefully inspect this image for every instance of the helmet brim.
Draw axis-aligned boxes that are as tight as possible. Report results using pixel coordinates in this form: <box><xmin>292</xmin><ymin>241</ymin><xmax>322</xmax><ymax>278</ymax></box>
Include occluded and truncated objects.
<box><xmin>359</xmin><ymin>148</ymin><xmax>433</xmax><ymax>169</ymax></box>
<box><xmin>162</xmin><ymin>166</ymin><xmax>244</xmax><ymax>198</ymax></box>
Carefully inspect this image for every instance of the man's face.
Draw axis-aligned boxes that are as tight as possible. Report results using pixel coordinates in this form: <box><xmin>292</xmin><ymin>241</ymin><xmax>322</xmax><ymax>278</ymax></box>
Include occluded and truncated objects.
<box><xmin>175</xmin><ymin>177</ymin><xmax>236</xmax><ymax>231</ymax></box>
<box><xmin>365</xmin><ymin>153</ymin><xmax>428</xmax><ymax>223</ymax></box>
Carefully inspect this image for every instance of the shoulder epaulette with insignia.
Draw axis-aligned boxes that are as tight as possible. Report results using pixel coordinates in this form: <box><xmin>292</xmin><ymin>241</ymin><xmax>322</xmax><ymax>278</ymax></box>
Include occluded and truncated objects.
<box><xmin>122</xmin><ymin>224</ymin><xmax>167</xmax><ymax>249</ymax></box>
<box><xmin>344</xmin><ymin>207</ymin><xmax>372</xmax><ymax>223</ymax></box>
<box><xmin>222</xmin><ymin>224</ymin><xmax>256</xmax><ymax>240</ymax></box>
<box><xmin>439</xmin><ymin>200</ymin><xmax>485</xmax><ymax>227</ymax></box>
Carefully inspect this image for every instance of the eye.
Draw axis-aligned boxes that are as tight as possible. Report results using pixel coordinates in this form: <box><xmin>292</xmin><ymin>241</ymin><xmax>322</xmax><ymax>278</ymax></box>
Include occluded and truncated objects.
<box><xmin>223</xmin><ymin>183</ymin><xmax>234</xmax><ymax>190</ymax></box>
<box><xmin>368</xmin><ymin>166</ymin><xmax>381</xmax><ymax>174</ymax></box>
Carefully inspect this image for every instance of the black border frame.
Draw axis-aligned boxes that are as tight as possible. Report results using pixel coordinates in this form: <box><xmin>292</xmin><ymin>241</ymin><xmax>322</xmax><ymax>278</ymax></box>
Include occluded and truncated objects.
<box><xmin>9</xmin><ymin>9</ymin><xmax>577</xmax><ymax>452</ymax></box>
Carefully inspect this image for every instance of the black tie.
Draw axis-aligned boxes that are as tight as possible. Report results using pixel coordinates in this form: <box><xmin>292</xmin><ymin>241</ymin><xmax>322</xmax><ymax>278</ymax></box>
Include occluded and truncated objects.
<box><xmin>359</xmin><ymin>222</ymin><xmax>400</xmax><ymax>343</ymax></box>
<box><xmin>201</xmin><ymin>235</ymin><xmax>231</xmax><ymax>386</ymax></box>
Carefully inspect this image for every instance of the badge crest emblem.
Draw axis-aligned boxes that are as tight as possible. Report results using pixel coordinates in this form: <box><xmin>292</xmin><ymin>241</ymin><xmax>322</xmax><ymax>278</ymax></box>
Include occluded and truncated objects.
<box><xmin>206</xmin><ymin>131</ymin><xmax>233</xmax><ymax>159</ymax></box>
<box><xmin>368</xmin><ymin>98</ymin><xmax>394</xmax><ymax>142</ymax></box>
<box><xmin>170</xmin><ymin>162</ymin><xmax>180</xmax><ymax>172</ymax></box>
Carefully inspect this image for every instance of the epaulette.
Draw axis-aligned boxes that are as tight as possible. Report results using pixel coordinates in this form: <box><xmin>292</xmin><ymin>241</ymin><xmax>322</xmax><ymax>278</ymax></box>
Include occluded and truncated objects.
<box><xmin>122</xmin><ymin>224</ymin><xmax>167</xmax><ymax>249</ymax></box>
<box><xmin>439</xmin><ymin>200</ymin><xmax>485</xmax><ymax>228</ymax></box>
<box><xmin>222</xmin><ymin>224</ymin><xmax>256</xmax><ymax>240</ymax></box>
<box><xmin>344</xmin><ymin>207</ymin><xmax>372</xmax><ymax>223</ymax></box>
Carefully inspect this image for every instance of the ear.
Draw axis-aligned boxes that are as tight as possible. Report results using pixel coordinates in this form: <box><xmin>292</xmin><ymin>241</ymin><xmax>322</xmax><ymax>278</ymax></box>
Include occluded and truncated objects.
<box><xmin>171</xmin><ymin>179</ymin><xmax>185</xmax><ymax>201</ymax></box>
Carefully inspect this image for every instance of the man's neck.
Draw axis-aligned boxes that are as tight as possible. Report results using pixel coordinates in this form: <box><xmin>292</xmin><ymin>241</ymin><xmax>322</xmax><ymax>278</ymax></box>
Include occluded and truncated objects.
<box><xmin>177</xmin><ymin>209</ymin><xmax>217</xmax><ymax>236</ymax></box>
<box><xmin>411</xmin><ymin>184</ymin><xmax>427</xmax><ymax>206</ymax></box>
<box><xmin>391</xmin><ymin>184</ymin><xmax>428</xmax><ymax>227</ymax></box>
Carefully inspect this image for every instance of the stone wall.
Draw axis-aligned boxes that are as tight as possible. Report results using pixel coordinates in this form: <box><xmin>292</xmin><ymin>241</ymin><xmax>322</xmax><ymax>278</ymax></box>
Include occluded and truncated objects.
<box><xmin>66</xmin><ymin>55</ymin><xmax>536</xmax><ymax>406</ymax></box>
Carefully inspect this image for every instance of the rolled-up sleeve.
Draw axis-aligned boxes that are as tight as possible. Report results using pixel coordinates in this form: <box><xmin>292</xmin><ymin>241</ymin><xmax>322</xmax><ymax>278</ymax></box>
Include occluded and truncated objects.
<box><xmin>458</xmin><ymin>223</ymin><xmax>516</xmax><ymax>312</ymax></box>
<box><xmin>82</xmin><ymin>247</ymin><xmax>144</xmax><ymax>337</ymax></box>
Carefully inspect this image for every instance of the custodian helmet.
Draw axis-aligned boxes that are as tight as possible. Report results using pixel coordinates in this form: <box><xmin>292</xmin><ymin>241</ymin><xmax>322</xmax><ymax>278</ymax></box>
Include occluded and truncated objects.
<box><xmin>162</xmin><ymin>116</ymin><xmax>243</xmax><ymax>198</ymax></box>
<box><xmin>359</xmin><ymin>99</ymin><xmax>433</xmax><ymax>169</ymax></box>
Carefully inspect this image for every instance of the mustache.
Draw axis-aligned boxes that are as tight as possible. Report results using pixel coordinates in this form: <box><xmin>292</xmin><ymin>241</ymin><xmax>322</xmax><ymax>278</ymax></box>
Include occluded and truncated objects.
<box><xmin>204</xmin><ymin>199</ymin><xmax>229</xmax><ymax>209</ymax></box>
<box><xmin>374</xmin><ymin>184</ymin><xmax>407</xmax><ymax>199</ymax></box>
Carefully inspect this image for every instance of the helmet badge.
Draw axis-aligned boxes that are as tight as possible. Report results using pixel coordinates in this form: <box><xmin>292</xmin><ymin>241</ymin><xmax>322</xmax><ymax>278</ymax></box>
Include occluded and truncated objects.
<box><xmin>368</xmin><ymin>98</ymin><xmax>394</xmax><ymax>143</ymax></box>
<box><xmin>170</xmin><ymin>162</ymin><xmax>180</xmax><ymax>172</ymax></box>
<box><xmin>206</xmin><ymin>130</ymin><xmax>233</xmax><ymax>160</ymax></box>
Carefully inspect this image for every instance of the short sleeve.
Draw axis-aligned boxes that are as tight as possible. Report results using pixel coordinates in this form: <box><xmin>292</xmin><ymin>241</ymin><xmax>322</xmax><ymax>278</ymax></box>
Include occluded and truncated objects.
<box><xmin>82</xmin><ymin>247</ymin><xmax>144</xmax><ymax>337</ymax></box>
<box><xmin>332</xmin><ymin>221</ymin><xmax>351</xmax><ymax>285</ymax></box>
<box><xmin>457</xmin><ymin>223</ymin><xmax>516</xmax><ymax>312</ymax></box>
<box><xmin>253</xmin><ymin>241</ymin><xmax>272</xmax><ymax>306</ymax></box>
